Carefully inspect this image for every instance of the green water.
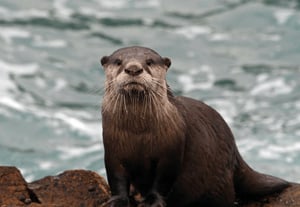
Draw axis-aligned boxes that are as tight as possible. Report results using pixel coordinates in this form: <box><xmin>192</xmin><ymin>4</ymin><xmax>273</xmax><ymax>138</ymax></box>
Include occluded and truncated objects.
<box><xmin>0</xmin><ymin>0</ymin><xmax>300</xmax><ymax>182</ymax></box>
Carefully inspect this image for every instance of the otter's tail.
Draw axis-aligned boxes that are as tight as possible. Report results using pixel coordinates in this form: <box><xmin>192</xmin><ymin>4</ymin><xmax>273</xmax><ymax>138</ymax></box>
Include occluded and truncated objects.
<box><xmin>234</xmin><ymin>153</ymin><xmax>290</xmax><ymax>198</ymax></box>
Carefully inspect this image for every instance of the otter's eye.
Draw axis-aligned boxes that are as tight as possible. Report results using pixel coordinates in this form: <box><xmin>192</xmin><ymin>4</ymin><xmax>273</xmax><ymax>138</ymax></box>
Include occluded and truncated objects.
<box><xmin>146</xmin><ymin>59</ymin><xmax>154</xmax><ymax>66</ymax></box>
<box><xmin>114</xmin><ymin>59</ymin><xmax>122</xmax><ymax>66</ymax></box>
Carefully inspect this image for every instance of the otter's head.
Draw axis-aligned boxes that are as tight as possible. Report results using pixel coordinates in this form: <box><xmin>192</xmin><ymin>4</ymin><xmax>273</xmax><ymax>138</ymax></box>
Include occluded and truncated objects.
<box><xmin>101</xmin><ymin>47</ymin><xmax>183</xmax><ymax>131</ymax></box>
<box><xmin>101</xmin><ymin>46</ymin><xmax>171</xmax><ymax>107</ymax></box>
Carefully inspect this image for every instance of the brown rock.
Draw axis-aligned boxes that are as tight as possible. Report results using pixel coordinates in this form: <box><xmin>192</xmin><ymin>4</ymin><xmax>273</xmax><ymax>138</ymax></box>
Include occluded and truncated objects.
<box><xmin>0</xmin><ymin>166</ymin><xmax>110</xmax><ymax>207</ymax></box>
<box><xmin>28</xmin><ymin>169</ymin><xmax>110</xmax><ymax>207</ymax></box>
<box><xmin>0</xmin><ymin>166</ymin><xmax>33</xmax><ymax>207</ymax></box>
<box><xmin>0</xmin><ymin>166</ymin><xmax>299</xmax><ymax>207</ymax></box>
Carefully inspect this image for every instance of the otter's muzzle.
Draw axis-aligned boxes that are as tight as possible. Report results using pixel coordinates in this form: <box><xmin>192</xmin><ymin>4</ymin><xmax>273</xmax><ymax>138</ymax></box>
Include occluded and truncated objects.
<box><xmin>124</xmin><ymin>65</ymin><xmax>143</xmax><ymax>76</ymax></box>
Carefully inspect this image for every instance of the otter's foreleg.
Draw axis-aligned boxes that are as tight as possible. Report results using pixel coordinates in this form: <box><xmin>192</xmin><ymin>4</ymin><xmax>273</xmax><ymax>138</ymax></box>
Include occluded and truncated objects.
<box><xmin>139</xmin><ymin>146</ymin><xmax>184</xmax><ymax>207</ymax></box>
<box><xmin>105</xmin><ymin>155</ymin><xmax>131</xmax><ymax>207</ymax></box>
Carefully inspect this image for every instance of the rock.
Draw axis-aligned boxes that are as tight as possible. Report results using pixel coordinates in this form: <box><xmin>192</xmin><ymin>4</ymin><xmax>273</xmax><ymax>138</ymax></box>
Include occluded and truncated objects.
<box><xmin>0</xmin><ymin>166</ymin><xmax>299</xmax><ymax>207</ymax></box>
<box><xmin>0</xmin><ymin>166</ymin><xmax>34</xmax><ymax>207</ymax></box>
<box><xmin>0</xmin><ymin>166</ymin><xmax>110</xmax><ymax>207</ymax></box>
<box><xmin>28</xmin><ymin>169</ymin><xmax>110</xmax><ymax>207</ymax></box>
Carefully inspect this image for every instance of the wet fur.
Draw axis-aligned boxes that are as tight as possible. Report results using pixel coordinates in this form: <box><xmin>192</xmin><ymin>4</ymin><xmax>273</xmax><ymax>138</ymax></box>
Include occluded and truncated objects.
<box><xmin>101</xmin><ymin>46</ymin><xmax>290</xmax><ymax>207</ymax></box>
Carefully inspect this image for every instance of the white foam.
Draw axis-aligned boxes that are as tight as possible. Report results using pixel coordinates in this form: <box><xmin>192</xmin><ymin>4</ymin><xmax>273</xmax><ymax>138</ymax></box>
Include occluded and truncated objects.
<box><xmin>207</xmin><ymin>99</ymin><xmax>236</xmax><ymax>125</ymax></box>
<box><xmin>285</xmin><ymin>156</ymin><xmax>294</xmax><ymax>163</ymax></box>
<box><xmin>0</xmin><ymin>6</ymin><xmax>9</xmax><ymax>15</ymax></box>
<box><xmin>19</xmin><ymin>168</ymin><xmax>35</xmax><ymax>182</ymax></box>
<box><xmin>257</xmin><ymin>73</ymin><xmax>269</xmax><ymax>82</ymax></box>
<box><xmin>209</xmin><ymin>33</ymin><xmax>230</xmax><ymax>41</ymax></box>
<box><xmin>53</xmin><ymin>112</ymin><xmax>101</xmax><ymax>138</ymax></box>
<box><xmin>295</xmin><ymin>100</ymin><xmax>300</xmax><ymax>109</ymax></box>
<box><xmin>268</xmin><ymin>143</ymin><xmax>300</xmax><ymax>153</ymax></box>
<box><xmin>0</xmin><ymin>59</ymin><xmax>39</xmax><ymax>75</ymax></box>
<box><xmin>0</xmin><ymin>27</ymin><xmax>31</xmax><ymax>44</ymax></box>
<box><xmin>34</xmin><ymin>77</ymin><xmax>47</xmax><ymax>89</ymax></box>
<box><xmin>250</xmin><ymin>78</ymin><xmax>293</xmax><ymax>96</ymax></box>
<box><xmin>53</xmin><ymin>0</ymin><xmax>73</xmax><ymax>19</ymax></box>
<box><xmin>98</xmin><ymin>0</ymin><xmax>127</xmax><ymax>9</ymax></box>
<box><xmin>259</xmin><ymin>149</ymin><xmax>282</xmax><ymax>159</ymax></box>
<box><xmin>53</xmin><ymin>78</ymin><xmax>67</xmax><ymax>91</ymax></box>
<box><xmin>55</xmin><ymin>112</ymin><xmax>91</xmax><ymax>132</ymax></box>
<box><xmin>99</xmin><ymin>0</ymin><xmax>160</xmax><ymax>9</ymax></box>
<box><xmin>260</xmin><ymin>34</ymin><xmax>281</xmax><ymax>42</ymax></box>
<box><xmin>0</xmin><ymin>97</ymin><xmax>26</xmax><ymax>111</ymax></box>
<box><xmin>178</xmin><ymin>74</ymin><xmax>212</xmax><ymax>92</ymax></box>
<box><xmin>19</xmin><ymin>9</ymin><xmax>48</xmax><ymax>18</ymax></box>
<box><xmin>13</xmin><ymin>9</ymin><xmax>49</xmax><ymax>19</ymax></box>
<box><xmin>177</xmin><ymin>65</ymin><xmax>215</xmax><ymax>92</ymax></box>
<box><xmin>0</xmin><ymin>76</ymin><xmax>15</xmax><ymax>95</ymax></box>
<box><xmin>39</xmin><ymin>161</ymin><xmax>55</xmax><ymax>170</ymax></box>
<box><xmin>178</xmin><ymin>74</ymin><xmax>193</xmax><ymax>91</ymax></box>
<box><xmin>237</xmin><ymin>138</ymin><xmax>267</xmax><ymax>154</ymax></box>
<box><xmin>135</xmin><ymin>0</ymin><xmax>160</xmax><ymax>8</ymax></box>
<box><xmin>0</xmin><ymin>8</ymin><xmax>49</xmax><ymax>23</ymax></box>
<box><xmin>99</xmin><ymin>168</ymin><xmax>107</xmax><ymax>177</ymax></box>
<box><xmin>175</xmin><ymin>26</ymin><xmax>211</xmax><ymax>39</ymax></box>
<box><xmin>274</xmin><ymin>9</ymin><xmax>294</xmax><ymax>25</ymax></box>
<box><xmin>22</xmin><ymin>106</ymin><xmax>101</xmax><ymax>140</ymax></box>
<box><xmin>0</xmin><ymin>59</ymin><xmax>38</xmax><ymax>103</ymax></box>
<box><xmin>33</xmin><ymin>36</ymin><xmax>67</xmax><ymax>48</ymax></box>
<box><xmin>256</xmin><ymin>143</ymin><xmax>300</xmax><ymax>164</ymax></box>
<box><xmin>47</xmin><ymin>40</ymin><xmax>67</xmax><ymax>48</ymax></box>
<box><xmin>58</xmin><ymin>144</ymin><xmax>102</xmax><ymax>160</ymax></box>
<box><xmin>78</xmin><ymin>7</ymin><xmax>114</xmax><ymax>18</ymax></box>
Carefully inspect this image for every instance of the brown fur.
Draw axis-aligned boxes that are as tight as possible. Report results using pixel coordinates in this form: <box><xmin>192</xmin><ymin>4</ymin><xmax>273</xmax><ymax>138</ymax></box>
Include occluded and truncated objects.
<box><xmin>100</xmin><ymin>46</ymin><xmax>290</xmax><ymax>207</ymax></box>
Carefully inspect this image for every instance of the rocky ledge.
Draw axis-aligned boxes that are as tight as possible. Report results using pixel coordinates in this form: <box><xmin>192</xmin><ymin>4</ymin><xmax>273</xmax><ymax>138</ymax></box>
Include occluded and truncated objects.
<box><xmin>0</xmin><ymin>166</ymin><xmax>299</xmax><ymax>207</ymax></box>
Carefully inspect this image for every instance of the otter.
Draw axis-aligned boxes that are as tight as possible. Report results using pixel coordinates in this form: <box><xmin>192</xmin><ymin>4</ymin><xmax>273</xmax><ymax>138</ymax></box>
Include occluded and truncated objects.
<box><xmin>100</xmin><ymin>46</ymin><xmax>289</xmax><ymax>207</ymax></box>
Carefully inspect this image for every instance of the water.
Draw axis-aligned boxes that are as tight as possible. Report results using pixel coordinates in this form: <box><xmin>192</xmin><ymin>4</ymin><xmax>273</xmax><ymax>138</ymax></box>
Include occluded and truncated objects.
<box><xmin>0</xmin><ymin>0</ymin><xmax>300</xmax><ymax>183</ymax></box>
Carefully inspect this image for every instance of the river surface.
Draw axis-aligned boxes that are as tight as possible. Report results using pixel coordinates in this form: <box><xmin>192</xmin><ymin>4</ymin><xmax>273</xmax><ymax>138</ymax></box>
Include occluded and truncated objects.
<box><xmin>0</xmin><ymin>0</ymin><xmax>300</xmax><ymax>182</ymax></box>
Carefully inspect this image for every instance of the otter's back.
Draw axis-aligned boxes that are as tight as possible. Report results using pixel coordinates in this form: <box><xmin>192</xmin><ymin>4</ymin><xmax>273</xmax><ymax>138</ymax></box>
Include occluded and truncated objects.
<box><xmin>170</xmin><ymin>96</ymin><xmax>289</xmax><ymax>205</ymax></box>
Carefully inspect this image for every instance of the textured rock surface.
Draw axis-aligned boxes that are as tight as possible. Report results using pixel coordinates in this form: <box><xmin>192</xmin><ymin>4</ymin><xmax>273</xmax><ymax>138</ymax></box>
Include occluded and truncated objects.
<box><xmin>0</xmin><ymin>166</ymin><xmax>299</xmax><ymax>207</ymax></box>
<box><xmin>0</xmin><ymin>166</ymin><xmax>110</xmax><ymax>207</ymax></box>
<box><xmin>0</xmin><ymin>166</ymin><xmax>34</xmax><ymax>207</ymax></box>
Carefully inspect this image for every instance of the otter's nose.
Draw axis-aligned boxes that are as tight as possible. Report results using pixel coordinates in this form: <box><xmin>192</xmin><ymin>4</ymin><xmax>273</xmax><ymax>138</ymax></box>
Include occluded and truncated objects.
<box><xmin>124</xmin><ymin>65</ymin><xmax>143</xmax><ymax>76</ymax></box>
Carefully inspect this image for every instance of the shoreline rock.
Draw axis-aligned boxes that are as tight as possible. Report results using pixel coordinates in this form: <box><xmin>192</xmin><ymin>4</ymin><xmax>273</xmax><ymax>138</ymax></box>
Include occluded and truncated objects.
<box><xmin>0</xmin><ymin>166</ymin><xmax>299</xmax><ymax>207</ymax></box>
<box><xmin>0</xmin><ymin>166</ymin><xmax>110</xmax><ymax>207</ymax></box>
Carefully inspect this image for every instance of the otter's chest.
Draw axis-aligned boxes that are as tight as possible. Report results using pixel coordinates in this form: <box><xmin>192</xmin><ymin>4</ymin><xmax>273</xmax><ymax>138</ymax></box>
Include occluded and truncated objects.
<box><xmin>102</xmin><ymin>112</ymin><xmax>185</xmax><ymax>168</ymax></box>
<box><xmin>109</xmin><ymin>129</ymin><xmax>166</xmax><ymax>158</ymax></box>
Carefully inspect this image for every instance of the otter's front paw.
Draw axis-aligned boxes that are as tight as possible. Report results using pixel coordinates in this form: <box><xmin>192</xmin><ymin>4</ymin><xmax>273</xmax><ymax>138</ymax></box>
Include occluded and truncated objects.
<box><xmin>108</xmin><ymin>195</ymin><xmax>130</xmax><ymax>207</ymax></box>
<box><xmin>138</xmin><ymin>192</ymin><xmax>166</xmax><ymax>207</ymax></box>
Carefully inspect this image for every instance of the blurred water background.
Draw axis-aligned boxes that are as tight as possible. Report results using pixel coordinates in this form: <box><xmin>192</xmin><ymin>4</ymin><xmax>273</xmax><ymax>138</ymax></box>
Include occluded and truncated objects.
<box><xmin>0</xmin><ymin>0</ymin><xmax>300</xmax><ymax>182</ymax></box>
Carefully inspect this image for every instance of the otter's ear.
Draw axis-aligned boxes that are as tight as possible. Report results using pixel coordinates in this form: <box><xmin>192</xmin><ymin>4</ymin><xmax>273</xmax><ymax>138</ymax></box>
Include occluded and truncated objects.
<box><xmin>163</xmin><ymin>57</ymin><xmax>171</xmax><ymax>69</ymax></box>
<box><xmin>100</xmin><ymin>56</ymin><xmax>109</xmax><ymax>67</ymax></box>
